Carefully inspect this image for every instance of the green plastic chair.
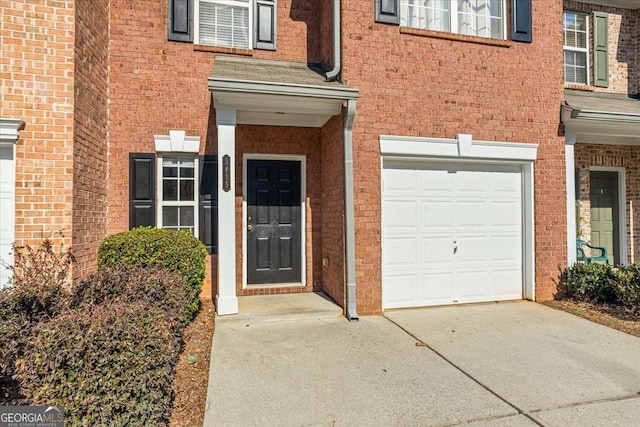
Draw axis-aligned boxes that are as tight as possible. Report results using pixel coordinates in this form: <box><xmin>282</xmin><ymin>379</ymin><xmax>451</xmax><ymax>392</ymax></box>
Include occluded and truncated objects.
<box><xmin>576</xmin><ymin>239</ymin><xmax>609</xmax><ymax>264</ymax></box>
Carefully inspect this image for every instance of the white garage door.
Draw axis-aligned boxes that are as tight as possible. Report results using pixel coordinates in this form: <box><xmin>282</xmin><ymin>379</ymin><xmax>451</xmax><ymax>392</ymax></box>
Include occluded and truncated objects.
<box><xmin>382</xmin><ymin>161</ymin><xmax>523</xmax><ymax>309</ymax></box>
<box><xmin>0</xmin><ymin>145</ymin><xmax>15</xmax><ymax>287</ymax></box>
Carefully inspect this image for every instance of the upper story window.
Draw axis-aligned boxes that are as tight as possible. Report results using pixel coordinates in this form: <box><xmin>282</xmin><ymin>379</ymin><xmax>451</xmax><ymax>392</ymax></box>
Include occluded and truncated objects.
<box><xmin>563</xmin><ymin>11</ymin><xmax>588</xmax><ymax>85</ymax></box>
<box><xmin>400</xmin><ymin>0</ymin><xmax>505</xmax><ymax>40</ymax></box>
<box><xmin>195</xmin><ymin>0</ymin><xmax>251</xmax><ymax>49</ymax></box>
<box><xmin>168</xmin><ymin>0</ymin><xmax>276</xmax><ymax>50</ymax></box>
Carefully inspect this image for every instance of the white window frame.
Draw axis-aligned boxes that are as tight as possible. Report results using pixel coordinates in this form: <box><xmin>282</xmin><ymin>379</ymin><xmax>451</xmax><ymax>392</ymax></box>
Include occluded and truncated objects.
<box><xmin>400</xmin><ymin>0</ymin><xmax>507</xmax><ymax>40</ymax></box>
<box><xmin>194</xmin><ymin>0</ymin><xmax>253</xmax><ymax>49</ymax></box>
<box><xmin>156</xmin><ymin>155</ymin><xmax>200</xmax><ymax>236</ymax></box>
<box><xmin>563</xmin><ymin>11</ymin><xmax>590</xmax><ymax>86</ymax></box>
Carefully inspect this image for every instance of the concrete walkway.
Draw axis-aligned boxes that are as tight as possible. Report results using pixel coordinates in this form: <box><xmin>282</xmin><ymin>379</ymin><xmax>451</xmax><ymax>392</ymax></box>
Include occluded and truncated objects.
<box><xmin>203</xmin><ymin>297</ymin><xmax>640</xmax><ymax>426</ymax></box>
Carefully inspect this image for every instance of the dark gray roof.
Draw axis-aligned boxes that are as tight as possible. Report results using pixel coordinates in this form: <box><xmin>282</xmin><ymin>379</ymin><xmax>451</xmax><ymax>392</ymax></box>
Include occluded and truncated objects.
<box><xmin>211</xmin><ymin>55</ymin><xmax>345</xmax><ymax>89</ymax></box>
<box><xmin>564</xmin><ymin>89</ymin><xmax>640</xmax><ymax>115</ymax></box>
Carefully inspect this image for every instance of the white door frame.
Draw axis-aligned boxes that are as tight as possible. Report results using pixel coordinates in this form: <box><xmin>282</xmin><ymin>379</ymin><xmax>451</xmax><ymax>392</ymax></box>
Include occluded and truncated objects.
<box><xmin>588</xmin><ymin>166</ymin><xmax>627</xmax><ymax>265</ymax></box>
<box><xmin>380</xmin><ymin>134</ymin><xmax>538</xmax><ymax>306</ymax></box>
<box><xmin>242</xmin><ymin>153</ymin><xmax>307</xmax><ymax>289</ymax></box>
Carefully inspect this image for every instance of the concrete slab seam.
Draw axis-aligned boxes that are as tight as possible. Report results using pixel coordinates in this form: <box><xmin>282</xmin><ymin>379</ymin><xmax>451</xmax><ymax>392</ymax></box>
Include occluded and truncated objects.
<box><xmin>382</xmin><ymin>315</ymin><xmax>547</xmax><ymax>427</ymax></box>
<box><xmin>528</xmin><ymin>392</ymin><xmax>640</xmax><ymax>414</ymax></box>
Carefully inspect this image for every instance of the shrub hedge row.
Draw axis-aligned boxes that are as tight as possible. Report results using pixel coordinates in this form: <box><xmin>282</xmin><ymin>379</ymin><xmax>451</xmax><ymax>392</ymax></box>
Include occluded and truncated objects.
<box><xmin>565</xmin><ymin>262</ymin><xmax>640</xmax><ymax>311</ymax></box>
<box><xmin>1</xmin><ymin>228</ymin><xmax>208</xmax><ymax>425</ymax></box>
<box><xmin>98</xmin><ymin>227</ymin><xmax>208</xmax><ymax>320</ymax></box>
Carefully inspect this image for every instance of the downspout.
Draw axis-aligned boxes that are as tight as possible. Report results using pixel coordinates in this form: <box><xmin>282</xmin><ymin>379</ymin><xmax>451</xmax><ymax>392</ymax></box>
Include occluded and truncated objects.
<box><xmin>344</xmin><ymin>99</ymin><xmax>358</xmax><ymax>321</ymax></box>
<box><xmin>326</xmin><ymin>0</ymin><xmax>341</xmax><ymax>81</ymax></box>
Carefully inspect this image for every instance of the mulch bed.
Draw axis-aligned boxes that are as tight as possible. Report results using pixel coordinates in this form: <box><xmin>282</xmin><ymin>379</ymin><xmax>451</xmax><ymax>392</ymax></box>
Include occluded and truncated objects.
<box><xmin>169</xmin><ymin>298</ymin><xmax>215</xmax><ymax>427</ymax></box>
<box><xmin>543</xmin><ymin>299</ymin><xmax>640</xmax><ymax>338</ymax></box>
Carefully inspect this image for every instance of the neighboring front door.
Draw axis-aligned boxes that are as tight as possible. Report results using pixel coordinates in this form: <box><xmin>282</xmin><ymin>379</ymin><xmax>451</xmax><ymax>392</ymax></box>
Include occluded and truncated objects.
<box><xmin>590</xmin><ymin>171</ymin><xmax>619</xmax><ymax>265</ymax></box>
<box><xmin>0</xmin><ymin>145</ymin><xmax>15</xmax><ymax>287</ymax></box>
<box><xmin>247</xmin><ymin>160</ymin><xmax>302</xmax><ymax>284</ymax></box>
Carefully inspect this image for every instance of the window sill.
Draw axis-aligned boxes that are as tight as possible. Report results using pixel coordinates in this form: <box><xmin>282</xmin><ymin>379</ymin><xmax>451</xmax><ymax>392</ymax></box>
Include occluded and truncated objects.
<box><xmin>399</xmin><ymin>27</ymin><xmax>512</xmax><ymax>48</ymax></box>
<box><xmin>564</xmin><ymin>83</ymin><xmax>594</xmax><ymax>92</ymax></box>
<box><xmin>194</xmin><ymin>44</ymin><xmax>253</xmax><ymax>56</ymax></box>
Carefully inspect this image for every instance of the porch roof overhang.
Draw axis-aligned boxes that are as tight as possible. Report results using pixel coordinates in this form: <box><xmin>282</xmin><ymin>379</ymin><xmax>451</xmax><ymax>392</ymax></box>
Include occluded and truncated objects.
<box><xmin>561</xmin><ymin>89</ymin><xmax>640</xmax><ymax>145</ymax></box>
<box><xmin>208</xmin><ymin>55</ymin><xmax>359</xmax><ymax>128</ymax></box>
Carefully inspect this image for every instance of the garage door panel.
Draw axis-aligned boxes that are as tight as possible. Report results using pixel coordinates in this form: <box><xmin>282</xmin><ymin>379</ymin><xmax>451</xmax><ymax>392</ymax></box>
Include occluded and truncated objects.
<box><xmin>491</xmin><ymin>269</ymin><xmax>523</xmax><ymax>299</ymax></box>
<box><xmin>422</xmin><ymin>200</ymin><xmax>455</xmax><ymax>229</ymax></box>
<box><xmin>492</xmin><ymin>201</ymin><xmax>521</xmax><ymax>228</ymax></box>
<box><xmin>385</xmin><ymin>237</ymin><xmax>417</xmax><ymax>267</ymax></box>
<box><xmin>383</xmin><ymin>160</ymin><xmax>524</xmax><ymax>309</ymax></box>
<box><xmin>384</xmin><ymin>200</ymin><xmax>417</xmax><ymax>231</ymax></box>
<box><xmin>422</xmin><ymin>237</ymin><xmax>454</xmax><ymax>266</ymax></box>
<box><xmin>491</xmin><ymin>235</ymin><xmax>521</xmax><ymax>262</ymax></box>
<box><xmin>457</xmin><ymin>201</ymin><xmax>489</xmax><ymax>228</ymax></box>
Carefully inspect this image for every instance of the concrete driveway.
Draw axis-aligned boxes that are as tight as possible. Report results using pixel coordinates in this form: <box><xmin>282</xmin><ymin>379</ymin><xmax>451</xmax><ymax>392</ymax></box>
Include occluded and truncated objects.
<box><xmin>204</xmin><ymin>298</ymin><xmax>640</xmax><ymax>426</ymax></box>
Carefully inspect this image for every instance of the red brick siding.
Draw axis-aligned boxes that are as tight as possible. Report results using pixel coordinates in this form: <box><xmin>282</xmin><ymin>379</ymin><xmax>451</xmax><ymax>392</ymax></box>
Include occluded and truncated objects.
<box><xmin>1</xmin><ymin>1</ymin><xmax>75</xmax><ymax>256</ymax></box>
<box><xmin>341</xmin><ymin>0</ymin><xmax>567</xmax><ymax>312</ymax></box>
<box><xmin>233</xmin><ymin>126</ymin><xmax>322</xmax><ymax>296</ymax></box>
<box><xmin>72</xmin><ymin>0</ymin><xmax>109</xmax><ymax>280</ymax></box>
<box><xmin>575</xmin><ymin>144</ymin><xmax>640</xmax><ymax>264</ymax></box>
<box><xmin>564</xmin><ymin>1</ymin><xmax>639</xmax><ymax>95</ymax></box>
<box><xmin>320</xmin><ymin>114</ymin><xmax>346</xmax><ymax>309</ymax></box>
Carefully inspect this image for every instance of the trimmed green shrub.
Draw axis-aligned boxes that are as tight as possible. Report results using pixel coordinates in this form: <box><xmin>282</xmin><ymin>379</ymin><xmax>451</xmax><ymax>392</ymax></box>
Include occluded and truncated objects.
<box><xmin>564</xmin><ymin>262</ymin><xmax>617</xmax><ymax>303</ymax></box>
<box><xmin>15</xmin><ymin>300</ymin><xmax>183</xmax><ymax>427</ymax></box>
<box><xmin>98</xmin><ymin>227</ymin><xmax>207</xmax><ymax>320</ymax></box>
<box><xmin>72</xmin><ymin>266</ymin><xmax>190</xmax><ymax>326</ymax></box>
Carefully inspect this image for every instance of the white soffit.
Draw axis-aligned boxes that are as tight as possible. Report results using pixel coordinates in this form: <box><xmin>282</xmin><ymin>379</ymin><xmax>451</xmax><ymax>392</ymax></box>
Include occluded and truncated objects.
<box><xmin>154</xmin><ymin>130</ymin><xmax>201</xmax><ymax>153</ymax></box>
<box><xmin>380</xmin><ymin>134</ymin><xmax>538</xmax><ymax>161</ymax></box>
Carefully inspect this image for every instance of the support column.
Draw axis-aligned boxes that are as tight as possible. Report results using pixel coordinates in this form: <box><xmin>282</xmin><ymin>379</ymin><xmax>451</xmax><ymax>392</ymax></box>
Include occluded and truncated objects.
<box><xmin>215</xmin><ymin>109</ymin><xmax>238</xmax><ymax>315</ymax></box>
<box><xmin>565</xmin><ymin>133</ymin><xmax>577</xmax><ymax>266</ymax></box>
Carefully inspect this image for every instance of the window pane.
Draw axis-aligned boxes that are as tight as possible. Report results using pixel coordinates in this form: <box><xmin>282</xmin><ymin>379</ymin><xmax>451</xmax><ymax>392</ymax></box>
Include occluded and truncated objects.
<box><xmin>180</xmin><ymin>166</ymin><xmax>194</xmax><ymax>178</ymax></box>
<box><xmin>199</xmin><ymin>1</ymin><xmax>249</xmax><ymax>49</ymax></box>
<box><xmin>457</xmin><ymin>0</ymin><xmax>503</xmax><ymax>39</ymax></box>
<box><xmin>180</xmin><ymin>180</ymin><xmax>195</xmax><ymax>201</ymax></box>
<box><xmin>401</xmin><ymin>0</ymin><xmax>450</xmax><ymax>32</ymax></box>
<box><xmin>180</xmin><ymin>206</ymin><xmax>194</xmax><ymax>227</ymax></box>
<box><xmin>163</xmin><ymin>179</ymin><xmax>178</xmax><ymax>201</ymax></box>
<box><xmin>563</xmin><ymin>12</ymin><xmax>587</xmax><ymax>49</ymax></box>
<box><xmin>163</xmin><ymin>166</ymin><xmax>178</xmax><ymax>178</ymax></box>
<box><xmin>163</xmin><ymin>206</ymin><xmax>179</xmax><ymax>227</ymax></box>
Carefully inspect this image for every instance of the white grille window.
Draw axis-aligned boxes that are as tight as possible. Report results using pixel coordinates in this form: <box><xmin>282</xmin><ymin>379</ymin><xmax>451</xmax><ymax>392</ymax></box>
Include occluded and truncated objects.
<box><xmin>196</xmin><ymin>0</ymin><xmax>251</xmax><ymax>48</ymax></box>
<box><xmin>158</xmin><ymin>157</ymin><xmax>199</xmax><ymax>235</ymax></box>
<box><xmin>563</xmin><ymin>12</ymin><xmax>589</xmax><ymax>85</ymax></box>
<box><xmin>401</xmin><ymin>0</ymin><xmax>504</xmax><ymax>40</ymax></box>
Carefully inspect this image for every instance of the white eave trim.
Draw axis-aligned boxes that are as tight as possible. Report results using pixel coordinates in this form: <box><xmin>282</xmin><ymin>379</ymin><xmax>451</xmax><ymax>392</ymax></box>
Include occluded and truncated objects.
<box><xmin>380</xmin><ymin>134</ymin><xmax>538</xmax><ymax>162</ymax></box>
<box><xmin>0</xmin><ymin>118</ymin><xmax>25</xmax><ymax>146</ymax></box>
<box><xmin>208</xmin><ymin>78</ymin><xmax>359</xmax><ymax>101</ymax></box>
<box><xmin>561</xmin><ymin>104</ymin><xmax>640</xmax><ymax>144</ymax></box>
<box><xmin>154</xmin><ymin>130</ymin><xmax>201</xmax><ymax>153</ymax></box>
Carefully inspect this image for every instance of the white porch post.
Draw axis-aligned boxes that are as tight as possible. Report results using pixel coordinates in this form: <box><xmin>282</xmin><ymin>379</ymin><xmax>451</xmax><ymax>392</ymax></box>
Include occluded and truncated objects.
<box><xmin>565</xmin><ymin>133</ymin><xmax>577</xmax><ymax>266</ymax></box>
<box><xmin>215</xmin><ymin>108</ymin><xmax>238</xmax><ymax>315</ymax></box>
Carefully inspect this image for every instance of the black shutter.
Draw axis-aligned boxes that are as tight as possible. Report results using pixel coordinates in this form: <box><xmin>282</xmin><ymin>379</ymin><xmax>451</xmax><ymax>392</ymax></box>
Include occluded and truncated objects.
<box><xmin>255</xmin><ymin>0</ymin><xmax>276</xmax><ymax>50</ymax></box>
<box><xmin>511</xmin><ymin>0</ymin><xmax>532</xmax><ymax>43</ymax></box>
<box><xmin>129</xmin><ymin>153</ymin><xmax>156</xmax><ymax>229</ymax></box>
<box><xmin>168</xmin><ymin>0</ymin><xmax>193</xmax><ymax>42</ymax></box>
<box><xmin>199</xmin><ymin>156</ymin><xmax>218</xmax><ymax>254</ymax></box>
<box><xmin>375</xmin><ymin>0</ymin><xmax>399</xmax><ymax>25</ymax></box>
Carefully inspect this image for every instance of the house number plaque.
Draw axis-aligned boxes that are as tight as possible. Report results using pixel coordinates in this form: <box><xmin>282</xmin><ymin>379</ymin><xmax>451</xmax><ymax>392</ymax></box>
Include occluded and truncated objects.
<box><xmin>222</xmin><ymin>155</ymin><xmax>231</xmax><ymax>192</ymax></box>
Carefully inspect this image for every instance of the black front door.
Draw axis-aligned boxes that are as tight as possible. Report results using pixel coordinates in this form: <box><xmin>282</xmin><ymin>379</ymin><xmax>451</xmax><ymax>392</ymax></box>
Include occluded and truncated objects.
<box><xmin>247</xmin><ymin>160</ymin><xmax>302</xmax><ymax>284</ymax></box>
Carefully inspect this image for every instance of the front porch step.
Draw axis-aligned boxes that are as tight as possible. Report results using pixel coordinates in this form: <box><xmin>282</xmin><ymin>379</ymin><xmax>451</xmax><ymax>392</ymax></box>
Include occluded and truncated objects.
<box><xmin>215</xmin><ymin>292</ymin><xmax>344</xmax><ymax>324</ymax></box>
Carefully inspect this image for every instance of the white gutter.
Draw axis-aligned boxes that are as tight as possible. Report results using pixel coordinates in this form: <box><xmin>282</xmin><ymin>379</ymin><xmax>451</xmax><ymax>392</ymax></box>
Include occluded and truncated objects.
<box><xmin>344</xmin><ymin>99</ymin><xmax>358</xmax><ymax>320</ymax></box>
<box><xmin>326</xmin><ymin>0</ymin><xmax>341</xmax><ymax>81</ymax></box>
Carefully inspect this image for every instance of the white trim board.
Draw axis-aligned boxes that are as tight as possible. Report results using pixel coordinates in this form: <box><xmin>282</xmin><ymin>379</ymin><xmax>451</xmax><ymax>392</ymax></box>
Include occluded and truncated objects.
<box><xmin>589</xmin><ymin>166</ymin><xmax>628</xmax><ymax>265</ymax></box>
<box><xmin>379</xmin><ymin>133</ymin><xmax>537</xmax><ymax>303</ymax></box>
<box><xmin>242</xmin><ymin>153</ymin><xmax>307</xmax><ymax>289</ymax></box>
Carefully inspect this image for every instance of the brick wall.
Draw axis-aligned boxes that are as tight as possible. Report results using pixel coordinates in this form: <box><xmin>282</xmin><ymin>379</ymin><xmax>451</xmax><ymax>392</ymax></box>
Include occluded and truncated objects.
<box><xmin>108</xmin><ymin>0</ymin><xmax>326</xmax><ymax>299</ymax></box>
<box><xmin>341</xmin><ymin>0</ymin><xmax>567</xmax><ymax>312</ymax></box>
<box><xmin>1</xmin><ymin>1</ymin><xmax>75</xmax><ymax>256</ymax></box>
<box><xmin>72</xmin><ymin>0</ymin><xmax>109</xmax><ymax>280</ymax></box>
<box><xmin>564</xmin><ymin>1</ymin><xmax>638</xmax><ymax>95</ymax></box>
<box><xmin>575</xmin><ymin>143</ymin><xmax>640</xmax><ymax>264</ymax></box>
<box><xmin>320</xmin><ymin>113</ymin><xmax>346</xmax><ymax>309</ymax></box>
